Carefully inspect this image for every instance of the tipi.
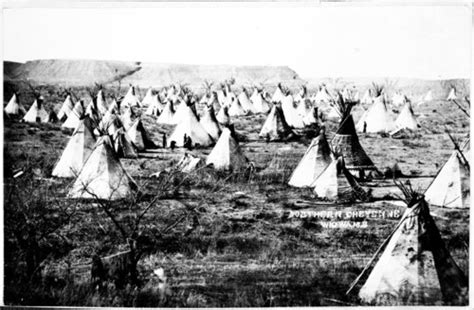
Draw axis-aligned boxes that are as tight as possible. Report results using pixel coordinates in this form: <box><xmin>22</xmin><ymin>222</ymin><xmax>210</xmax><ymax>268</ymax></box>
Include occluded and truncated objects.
<box><xmin>356</xmin><ymin>95</ymin><xmax>394</xmax><ymax>133</ymax></box>
<box><xmin>259</xmin><ymin>102</ymin><xmax>295</xmax><ymax>141</ymax></box>
<box><xmin>141</xmin><ymin>88</ymin><xmax>155</xmax><ymax>106</ymax></box>
<box><xmin>113</xmin><ymin>128</ymin><xmax>138</xmax><ymax>158</ymax></box>
<box><xmin>57</xmin><ymin>94</ymin><xmax>75</xmax><ymax>121</ymax></box>
<box><xmin>251</xmin><ymin>89</ymin><xmax>271</xmax><ymax>114</ymax></box>
<box><xmin>331</xmin><ymin>93</ymin><xmax>378</xmax><ymax>178</ymax></box>
<box><xmin>52</xmin><ymin>116</ymin><xmax>96</xmax><ymax>178</ymax></box>
<box><xmin>423</xmin><ymin>90</ymin><xmax>433</xmax><ymax>102</ymax></box>
<box><xmin>200</xmin><ymin>105</ymin><xmax>222</xmax><ymax>140</ymax></box>
<box><xmin>23</xmin><ymin>99</ymin><xmax>49</xmax><ymax>123</ymax></box>
<box><xmin>145</xmin><ymin>94</ymin><xmax>164</xmax><ymax>116</ymax></box>
<box><xmin>62</xmin><ymin>100</ymin><xmax>86</xmax><ymax>129</ymax></box>
<box><xmin>228</xmin><ymin>96</ymin><xmax>247</xmax><ymax>117</ymax></box>
<box><xmin>392</xmin><ymin>100</ymin><xmax>419</xmax><ymax>131</ymax></box>
<box><xmin>4</xmin><ymin>93</ymin><xmax>26</xmax><ymax>117</ymax></box>
<box><xmin>361</xmin><ymin>89</ymin><xmax>374</xmax><ymax>105</ymax></box>
<box><xmin>206</xmin><ymin>128</ymin><xmax>249</xmax><ymax>171</ymax></box>
<box><xmin>237</xmin><ymin>87</ymin><xmax>255</xmax><ymax>113</ymax></box>
<box><xmin>127</xmin><ymin>119</ymin><xmax>157</xmax><ymax>151</ymax></box>
<box><xmin>357</xmin><ymin>188</ymin><xmax>468</xmax><ymax>305</ymax></box>
<box><xmin>168</xmin><ymin>104</ymin><xmax>214</xmax><ymax>147</ymax></box>
<box><xmin>312</xmin><ymin>156</ymin><xmax>369</xmax><ymax>201</ymax></box>
<box><xmin>288</xmin><ymin>128</ymin><xmax>333</xmax><ymax>187</ymax></box>
<box><xmin>122</xmin><ymin>85</ymin><xmax>141</xmax><ymax>107</ymax></box>
<box><xmin>67</xmin><ymin>135</ymin><xmax>137</xmax><ymax>200</ymax></box>
<box><xmin>424</xmin><ymin>140</ymin><xmax>470</xmax><ymax>209</ymax></box>
<box><xmin>447</xmin><ymin>88</ymin><xmax>457</xmax><ymax>101</ymax></box>
<box><xmin>271</xmin><ymin>83</ymin><xmax>285</xmax><ymax>103</ymax></box>
<box><xmin>157</xmin><ymin>100</ymin><xmax>175</xmax><ymax>124</ymax></box>
<box><xmin>281</xmin><ymin>93</ymin><xmax>304</xmax><ymax>128</ymax></box>
<box><xmin>216</xmin><ymin>105</ymin><xmax>231</xmax><ymax>126</ymax></box>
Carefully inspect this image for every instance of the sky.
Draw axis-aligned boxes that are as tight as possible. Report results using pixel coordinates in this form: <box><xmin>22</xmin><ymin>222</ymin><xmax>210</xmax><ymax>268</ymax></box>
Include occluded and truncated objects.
<box><xmin>2</xmin><ymin>2</ymin><xmax>471</xmax><ymax>79</ymax></box>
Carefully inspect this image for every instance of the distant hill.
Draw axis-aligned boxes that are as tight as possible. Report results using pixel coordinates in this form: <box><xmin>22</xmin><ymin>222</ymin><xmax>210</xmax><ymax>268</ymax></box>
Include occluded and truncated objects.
<box><xmin>4</xmin><ymin>59</ymin><xmax>304</xmax><ymax>88</ymax></box>
<box><xmin>4</xmin><ymin>61</ymin><xmax>23</xmax><ymax>80</ymax></box>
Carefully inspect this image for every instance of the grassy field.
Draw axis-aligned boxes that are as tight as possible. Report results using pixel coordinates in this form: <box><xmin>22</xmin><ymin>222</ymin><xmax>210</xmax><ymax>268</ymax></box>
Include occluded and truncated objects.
<box><xmin>3</xmin><ymin>84</ymin><xmax>469</xmax><ymax>307</ymax></box>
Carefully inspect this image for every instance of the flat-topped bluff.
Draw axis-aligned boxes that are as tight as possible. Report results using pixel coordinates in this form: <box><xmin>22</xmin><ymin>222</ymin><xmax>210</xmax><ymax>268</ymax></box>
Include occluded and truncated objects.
<box><xmin>4</xmin><ymin>59</ymin><xmax>303</xmax><ymax>87</ymax></box>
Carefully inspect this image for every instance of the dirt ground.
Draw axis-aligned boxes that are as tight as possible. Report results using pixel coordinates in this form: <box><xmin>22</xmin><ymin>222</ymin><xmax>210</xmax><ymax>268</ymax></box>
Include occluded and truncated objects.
<box><xmin>3</xmin><ymin>89</ymin><xmax>469</xmax><ymax>306</ymax></box>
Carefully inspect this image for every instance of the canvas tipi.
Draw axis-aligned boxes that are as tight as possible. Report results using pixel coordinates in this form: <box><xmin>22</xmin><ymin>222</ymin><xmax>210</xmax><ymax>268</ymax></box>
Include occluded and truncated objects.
<box><xmin>288</xmin><ymin>128</ymin><xmax>333</xmax><ymax>187</ymax></box>
<box><xmin>206</xmin><ymin>128</ymin><xmax>249</xmax><ymax>171</ymax></box>
<box><xmin>127</xmin><ymin>119</ymin><xmax>157</xmax><ymax>151</ymax></box>
<box><xmin>331</xmin><ymin>94</ymin><xmax>378</xmax><ymax>178</ymax></box>
<box><xmin>356</xmin><ymin>189</ymin><xmax>468</xmax><ymax>305</ymax></box>
<box><xmin>168</xmin><ymin>104</ymin><xmax>214</xmax><ymax>147</ymax></box>
<box><xmin>62</xmin><ymin>100</ymin><xmax>86</xmax><ymax>129</ymax></box>
<box><xmin>200</xmin><ymin>105</ymin><xmax>222</xmax><ymax>140</ymax></box>
<box><xmin>23</xmin><ymin>99</ymin><xmax>49</xmax><ymax>123</ymax></box>
<box><xmin>282</xmin><ymin>93</ymin><xmax>304</xmax><ymax>128</ymax></box>
<box><xmin>251</xmin><ymin>89</ymin><xmax>271</xmax><ymax>114</ymax></box>
<box><xmin>157</xmin><ymin>100</ymin><xmax>175</xmax><ymax>124</ymax></box>
<box><xmin>424</xmin><ymin>139</ymin><xmax>470</xmax><ymax>209</ymax></box>
<box><xmin>141</xmin><ymin>88</ymin><xmax>155</xmax><ymax>106</ymax></box>
<box><xmin>122</xmin><ymin>85</ymin><xmax>141</xmax><ymax>107</ymax></box>
<box><xmin>57</xmin><ymin>94</ymin><xmax>75</xmax><ymax>121</ymax></box>
<box><xmin>52</xmin><ymin>116</ymin><xmax>96</xmax><ymax>178</ymax></box>
<box><xmin>271</xmin><ymin>83</ymin><xmax>285</xmax><ymax>103</ymax></box>
<box><xmin>238</xmin><ymin>88</ymin><xmax>255</xmax><ymax>113</ymax></box>
<box><xmin>259</xmin><ymin>102</ymin><xmax>295</xmax><ymax>141</ymax></box>
<box><xmin>356</xmin><ymin>95</ymin><xmax>394</xmax><ymax>133</ymax></box>
<box><xmin>392</xmin><ymin>101</ymin><xmax>419</xmax><ymax>132</ymax></box>
<box><xmin>4</xmin><ymin>93</ymin><xmax>26</xmax><ymax>117</ymax></box>
<box><xmin>312</xmin><ymin>157</ymin><xmax>369</xmax><ymax>201</ymax></box>
<box><xmin>67</xmin><ymin>135</ymin><xmax>137</xmax><ymax>200</ymax></box>
<box><xmin>447</xmin><ymin>88</ymin><xmax>457</xmax><ymax>101</ymax></box>
<box><xmin>424</xmin><ymin>90</ymin><xmax>433</xmax><ymax>102</ymax></box>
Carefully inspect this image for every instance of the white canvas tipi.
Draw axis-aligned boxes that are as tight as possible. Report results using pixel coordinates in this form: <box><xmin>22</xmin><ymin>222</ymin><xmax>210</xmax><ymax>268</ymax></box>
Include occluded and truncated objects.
<box><xmin>57</xmin><ymin>95</ymin><xmax>75</xmax><ymax>121</ymax></box>
<box><xmin>356</xmin><ymin>95</ymin><xmax>394</xmax><ymax>133</ymax></box>
<box><xmin>259</xmin><ymin>103</ymin><xmax>294</xmax><ymax>141</ymax></box>
<box><xmin>168</xmin><ymin>104</ymin><xmax>214</xmax><ymax>147</ymax></box>
<box><xmin>271</xmin><ymin>83</ymin><xmax>285</xmax><ymax>103</ymax></box>
<box><xmin>141</xmin><ymin>88</ymin><xmax>155</xmax><ymax>106</ymax></box>
<box><xmin>282</xmin><ymin>94</ymin><xmax>304</xmax><ymax>128</ymax></box>
<box><xmin>424</xmin><ymin>143</ymin><xmax>470</xmax><ymax>209</ymax></box>
<box><xmin>67</xmin><ymin>135</ymin><xmax>137</xmax><ymax>200</ymax></box>
<box><xmin>157</xmin><ymin>101</ymin><xmax>175</xmax><ymax>124</ymax></box>
<box><xmin>206</xmin><ymin>128</ymin><xmax>249</xmax><ymax>171</ymax></box>
<box><xmin>52</xmin><ymin>117</ymin><xmax>96</xmax><ymax>178</ymax></box>
<box><xmin>312</xmin><ymin>157</ymin><xmax>368</xmax><ymax>201</ymax></box>
<box><xmin>288</xmin><ymin>129</ymin><xmax>333</xmax><ymax>187</ymax></box>
<box><xmin>23</xmin><ymin>100</ymin><xmax>49</xmax><ymax>123</ymax></box>
<box><xmin>393</xmin><ymin>101</ymin><xmax>419</xmax><ymax>131</ymax></box>
<box><xmin>4</xmin><ymin>93</ymin><xmax>26</xmax><ymax>116</ymax></box>
<box><xmin>358</xmin><ymin>193</ymin><xmax>467</xmax><ymax>305</ymax></box>
<box><xmin>62</xmin><ymin>101</ymin><xmax>86</xmax><ymax>129</ymax></box>
<box><xmin>122</xmin><ymin>85</ymin><xmax>141</xmax><ymax>107</ymax></box>
<box><xmin>447</xmin><ymin>88</ymin><xmax>457</xmax><ymax>101</ymax></box>
<box><xmin>200</xmin><ymin>105</ymin><xmax>222</xmax><ymax>140</ymax></box>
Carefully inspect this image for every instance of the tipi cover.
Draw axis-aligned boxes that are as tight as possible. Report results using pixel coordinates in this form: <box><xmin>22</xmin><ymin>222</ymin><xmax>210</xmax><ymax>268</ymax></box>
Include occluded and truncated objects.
<box><xmin>168</xmin><ymin>105</ymin><xmax>214</xmax><ymax>147</ymax></box>
<box><xmin>5</xmin><ymin>93</ymin><xmax>26</xmax><ymax>116</ymax></box>
<box><xmin>237</xmin><ymin>89</ymin><xmax>255</xmax><ymax>113</ymax></box>
<box><xmin>68</xmin><ymin>135</ymin><xmax>137</xmax><ymax>200</ymax></box>
<box><xmin>157</xmin><ymin>101</ymin><xmax>175</xmax><ymax>124</ymax></box>
<box><xmin>57</xmin><ymin>95</ymin><xmax>75</xmax><ymax>120</ymax></box>
<box><xmin>200</xmin><ymin>105</ymin><xmax>222</xmax><ymax>140</ymax></box>
<box><xmin>141</xmin><ymin>88</ymin><xmax>155</xmax><ymax>106</ymax></box>
<box><xmin>122</xmin><ymin>85</ymin><xmax>141</xmax><ymax>107</ymax></box>
<box><xmin>113</xmin><ymin>128</ymin><xmax>138</xmax><ymax>158</ymax></box>
<box><xmin>288</xmin><ymin>129</ymin><xmax>333</xmax><ymax>187</ymax></box>
<box><xmin>271</xmin><ymin>83</ymin><xmax>285</xmax><ymax>103</ymax></box>
<box><xmin>62</xmin><ymin>101</ymin><xmax>85</xmax><ymax>129</ymax></box>
<box><xmin>216</xmin><ymin>105</ymin><xmax>231</xmax><ymax>125</ymax></box>
<box><xmin>206</xmin><ymin>128</ymin><xmax>249</xmax><ymax>171</ymax></box>
<box><xmin>282</xmin><ymin>94</ymin><xmax>304</xmax><ymax>128</ymax></box>
<box><xmin>331</xmin><ymin>103</ymin><xmax>376</xmax><ymax>174</ymax></box>
<box><xmin>358</xmin><ymin>195</ymin><xmax>467</xmax><ymax>305</ymax></box>
<box><xmin>424</xmin><ymin>146</ymin><xmax>470</xmax><ymax>209</ymax></box>
<box><xmin>228</xmin><ymin>97</ymin><xmax>247</xmax><ymax>117</ymax></box>
<box><xmin>393</xmin><ymin>101</ymin><xmax>419</xmax><ymax>131</ymax></box>
<box><xmin>23</xmin><ymin>100</ymin><xmax>49</xmax><ymax>123</ymax></box>
<box><xmin>447</xmin><ymin>88</ymin><xmax>457</xmax><ymax>101</ymax></box>
<box><xmin>52</xmin><ymin>117</ymin><xmax>96</xmax><ymax>178</ymax></box>
<box><xmin>259</xmin><ymin>103</ymin><xmax>294</xmax><ymax>141</ymax></box>
<box><xmin>127</xmin><ymin>119</ymin><xmax>157</xmax><ymax>151</ymax></box>
<box><xmin>312</xmin><ymin>157</ymin><xmax>368</xmax><ymax>201</ymax></box>
<box><xmin>251</xmin><ymin>91</ymin><xmax>271</xmax><ymax>114</ymax></box>
<box><xmin>356</xmin><ymin>95</ymin><xmax>394</xmax><ymax>133</ymax></box>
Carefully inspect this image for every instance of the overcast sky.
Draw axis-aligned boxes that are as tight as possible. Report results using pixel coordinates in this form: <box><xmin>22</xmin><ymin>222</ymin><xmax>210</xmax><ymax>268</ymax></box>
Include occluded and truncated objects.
<box><xmin>2</xmin><ymin>2</ymin><xmax>471</xmax><ymax>79</ymax></box>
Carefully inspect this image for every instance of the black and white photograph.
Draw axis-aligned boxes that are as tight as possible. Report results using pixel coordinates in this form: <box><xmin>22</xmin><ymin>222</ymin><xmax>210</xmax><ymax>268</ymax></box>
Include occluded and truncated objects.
<box><xmin>1</xmin><ymin>1</ymin><xmax>471</xmax><ymax>307</ymax></box>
